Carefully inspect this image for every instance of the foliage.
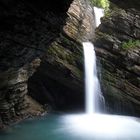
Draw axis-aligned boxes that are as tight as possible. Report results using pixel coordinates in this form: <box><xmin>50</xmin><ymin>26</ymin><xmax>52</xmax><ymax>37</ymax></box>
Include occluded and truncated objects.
<box><xmin>90</xmin><ymin>0</ymin><xmax>109</xmax><ymax>9</ymax></box>
<box><xmin>121</xmin><ymin>39</ymin><xmax>140</xmax><ymax>50</ymax></box>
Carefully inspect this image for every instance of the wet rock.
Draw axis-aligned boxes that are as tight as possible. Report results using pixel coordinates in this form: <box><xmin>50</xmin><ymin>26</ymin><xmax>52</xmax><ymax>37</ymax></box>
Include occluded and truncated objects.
<box><xmin>28</xmin><ymin>0</ymin><xmax>95</xmax><ymax>111</ymax></box>
<box><xmin>0</xmin><ymin>0</ymin><xmax>72</xmax><ymax>125</ymax></box>
<box><xmin>94</xmin><ymin>4</ymin><xmax>140</xmax><ymax>116</ymax></box>
<box><xmin>0</xmin><ymin>0</ymin><xmax>95</xmax><ymax>125</ymax></box>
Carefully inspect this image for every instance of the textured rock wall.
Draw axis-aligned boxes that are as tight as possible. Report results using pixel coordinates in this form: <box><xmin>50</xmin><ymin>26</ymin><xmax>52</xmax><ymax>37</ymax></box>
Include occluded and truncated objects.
<box><xmin>1</xmin><ymin>0</ymin><xmax>139</xmax><ymax>127</ymax></box>
<box><xmin>94</xmin><ymin>1</ymin><xmax>140</xmax><ymax>116</ymax></box>
<box><xmin>0</xmin><ymin>0</ymin><xmax>95</xmax><ymax>126</ymax></box>
<box><xmin>0</xmin><ymin>0</ymin><xmax>73</xmax><ymax>125</ymax></box>
<box><xmin>28</xmin><ymin>0</ymin><xmax>95</xmax><ymax>111</ymax></box>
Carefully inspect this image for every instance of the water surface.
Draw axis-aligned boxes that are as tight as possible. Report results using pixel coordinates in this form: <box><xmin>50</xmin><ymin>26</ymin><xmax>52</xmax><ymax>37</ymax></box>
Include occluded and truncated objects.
<box><xmin>1</xmin><ymin>113</ymin><xmax>140</xmax><ymax>140</ymax></box>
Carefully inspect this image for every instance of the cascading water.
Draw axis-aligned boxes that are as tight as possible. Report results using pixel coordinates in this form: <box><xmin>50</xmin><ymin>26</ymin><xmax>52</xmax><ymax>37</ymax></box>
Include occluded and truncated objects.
<box><xmin>1</xmin><ymin>6</ymin><xmax>140</xmax><ymax>140</ymax></box>
<box><xmin>83</xmin><ymin>42</ymin><xmax>102</xmax><ymax>114</ymax></box>
<box><xmin>83</xmin><ymin>7</ymin><xmax>104</xmax><ymax>114</ymax></box>
<box><xmin>94</xmin><ymin>7</ymin><xmax>104</xmax><ymax>27</ymax></box>
<box><xmin>62</xmin><ymin>7</ymin><xmax>140</xmax><ymax>139</ymax></box>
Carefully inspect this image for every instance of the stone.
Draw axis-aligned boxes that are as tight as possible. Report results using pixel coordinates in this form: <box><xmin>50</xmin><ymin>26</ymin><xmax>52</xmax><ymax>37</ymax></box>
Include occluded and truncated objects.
<box><xmin>28</xmin><ymin>0</ymin><xmax>95</xmax><ymax>111</ymax></box>
<box><xmin>0</xmin><ymin>0</ymin><xmax>95</xmax><ymax>125</ymax></box>
<box><xmin>94</xmin><ymin>2</ymin><xmax>140</xmax><ymax>116</ymax></box>
<box><xmin>0</xmin><ymin>0</ymin><xmax>73</xmax><ymax>125</ymax></box>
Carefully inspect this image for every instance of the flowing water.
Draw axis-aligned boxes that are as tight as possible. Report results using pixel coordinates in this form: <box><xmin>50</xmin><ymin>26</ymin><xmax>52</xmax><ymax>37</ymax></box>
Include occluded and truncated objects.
<box><xmin>94</xmin><ymin>7</ymin><xmax>104</xmax><ymax>27</ymax></box>
<box><xmin>1</xmin><ymin>6</ymin><xmax>140</xmax><ymax>140</ymax></box>
<box><xmin>83</xmin><ymin>6</ymin><xmax>104</xmax><ymax>114</ymax></box>
<box><xmin>83</xmin><ymin>42</ymin><xmax>102</xmax><ymax>113</ymax></box>
<box><xmin>1</xmin><ymin>113</ymin><xmax>140</xmax><ymax>140</ymax></box>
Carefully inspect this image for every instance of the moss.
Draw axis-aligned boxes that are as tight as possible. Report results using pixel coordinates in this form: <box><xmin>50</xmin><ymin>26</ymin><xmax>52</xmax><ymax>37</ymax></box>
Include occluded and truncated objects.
<box><xmin>96</xmin><ymin>31</ymin><xmax>112</xmax><ymax>38</ymax></box>
<box><xmin>121</xmin><ymin>39</ymin><xmax>140</xmax><ymax>50</ymax></box>
<box><xmin>90</xmin><ymin>0</ymin><xmax>109</xmax><ymax>9</ymax></box>
<box><xmin>47</xmin><ymin>42</ymin><xmax>76</xmax><ymax>65</ymax></box>
<box><xmin>59</xmin><ymin>34</ymin><xmax>73</xmax><ymax>46</ymax></box>
<box><xmin>47</xmin><ymin>43</ymin><xmax>83</xmax><ymax>80</ymax></box>
<box><xmin>102</xmin><ymin>71</ymin><xmax>116</xmax><ymax>84</ymax></box>
<box><xmin>95</xmin><ymin>31</ymin><xmax>115</xmax><ymax>44</ymax></box>
<box><xmin>46</xmin><ymin>34</ymin><xmax>84</xmax><ymax>80</ymax></box>
<box><xmin>60</xmin><ymin>61</ymin><xmax>83</xmax><ymax>80</ymax></box>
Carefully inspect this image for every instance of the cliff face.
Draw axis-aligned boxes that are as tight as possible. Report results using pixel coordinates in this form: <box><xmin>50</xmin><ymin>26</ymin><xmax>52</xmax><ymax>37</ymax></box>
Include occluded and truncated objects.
<box><xmin>95</xmin><ymin>0</ymin><xmax>140</xmax><ymax>116</ymax></box>
<box><xmin>109</xmin><ymin>0</ymin><xmax>140</xmax><ymax>10</ymax></box>
<box><xmin>28</xmin><ymin>0</ymin><xmax>95</xmax><ymax>111</ymax></box>
<box><xmin>0</xmin><ymin>0</ymin><xmax>95</xmax><ymax>126</ymax></box>
<box><xmin>1</xmin><ymin>0</ymin><xmax>139</xmax><ymax>127</ymax></box>
<box><xmin>0</xmin><ymin>0</ymin><xmax>72</xmax><ymax>125</ymax></box>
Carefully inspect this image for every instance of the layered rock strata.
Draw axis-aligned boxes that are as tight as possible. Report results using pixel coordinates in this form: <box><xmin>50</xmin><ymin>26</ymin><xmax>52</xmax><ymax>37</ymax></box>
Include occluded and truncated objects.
<box><xmin>0</xmin><ymin>0</ymin><xmax>95</xmax><ymax>126</ymax></box>
<box><xmin>94</xmin><ymin>2</ymin><xmax>140</xmax><ymax>116</ymax></box>
<box><xmin>0</xmin><ymin>0</ymin><xmax>73</xmax><ymax>125</ymax></box>
<box><xmin>28</xmin><ymin>0</ymin><xmax>95</xmax><ymax>111</ymax></box>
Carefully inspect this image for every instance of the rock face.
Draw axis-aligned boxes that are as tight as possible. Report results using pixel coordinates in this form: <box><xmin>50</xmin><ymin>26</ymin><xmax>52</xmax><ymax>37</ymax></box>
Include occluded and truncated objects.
<box><xmin>1</xmin><ymin>0</ymin><xmax>139</xmax><ymax>127</ymax></box>
<box><xmin>28</xmin><ymin>0</ymin><xmax>95</xmax><ymax>111</ymax></box>
<box><xmin>0</xmin><ymin>0</ymin><xmax>95</xmax><ymax>126</ymax></box>
<box><xmin>94</xmin><ymin>1</ymin><xmax>140</xmax><ymax>116</ymax></box>
<box><xmin>0</xmin><ymin>0</ymin><xmax>72</xmax><ymax>125</ymax></box>
<box><xmin>109</xmin><ymin>0</ymin><xmax>140</xmax><ymax>10</ymax></box>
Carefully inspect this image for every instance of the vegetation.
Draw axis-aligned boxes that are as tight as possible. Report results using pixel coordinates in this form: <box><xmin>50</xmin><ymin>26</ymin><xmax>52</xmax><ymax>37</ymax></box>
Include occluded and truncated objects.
<box><xmin>121</xmin><ymin>39</ymin><xmax>140</xmax><ymax>50</ymax></box>
<box><xmin>90</xmin><ymin>0</ymin><xmax>109</xmax><ymax>9</ymax></box>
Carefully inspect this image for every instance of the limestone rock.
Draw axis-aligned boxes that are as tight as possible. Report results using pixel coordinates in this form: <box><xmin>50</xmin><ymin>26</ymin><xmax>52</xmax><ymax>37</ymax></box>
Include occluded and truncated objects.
<box><xmin>94</xmin><ymin>4</ymin><xmax>140</xmax><ymax>116</ymax></box>
<box><xmin>0</xmin><ymin>0</ymin><xmax>95</xmax><ymax>125</ymax></box>
<box><xmin>28</xmin><ymin>0</ymin><xmax>95</xmax><ymax>111</ymax></box>
<box><xmin>0</xmin><ymin>0</ymin><xmax>73</xmax><ymax>125</ymax></box>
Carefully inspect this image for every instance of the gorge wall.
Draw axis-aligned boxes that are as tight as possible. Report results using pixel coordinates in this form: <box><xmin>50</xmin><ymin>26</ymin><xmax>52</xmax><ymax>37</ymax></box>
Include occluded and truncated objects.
<box><xmin>28</xmin><ymin>0</ymin><xmax>95</xmax><ymax>111</ymax></box>
<box><xmin>0</xmin><ymin>0</ymin><xmax>140</xmax><ymax>127</ymax></box>
<box><xmin>95</xmin><ymin>0</ymin><xmax>140</xmax><ymax>116</ymax></box>
<box><xmin>0</xmin><ymin>0</ymin><xmax>95</xmax><ymax>126</ymax></box>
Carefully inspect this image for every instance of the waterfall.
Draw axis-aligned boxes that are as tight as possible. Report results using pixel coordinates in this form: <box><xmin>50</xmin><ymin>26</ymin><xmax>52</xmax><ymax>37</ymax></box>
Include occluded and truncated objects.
<box><xmin>83</xmin><ymin>7</ymin><xmax>104</xmax><ymax>114</ymax></box>
<box><xmin>61</xmin><ymin>6</ymin><xmax>140</xmax><ymax>140</ymax></box>
<box><xmin>83</xmin><ymin>42</ymin><xmax>102</xmax><ymax>114</ymax></box>
<box><xmin>94</xmin><ymin>7</ymin><xmax>104</xmax><ymax>27</ymax></box>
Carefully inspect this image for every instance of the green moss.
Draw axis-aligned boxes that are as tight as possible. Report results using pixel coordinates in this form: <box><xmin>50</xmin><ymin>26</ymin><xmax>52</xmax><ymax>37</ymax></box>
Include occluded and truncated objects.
<box><xmin>90</xmin><ymin>0</ymin><xmax>109</xmax><ymax>9</ymax></box>
<box><xmin>96</xmin><ymin>31</ymin><xmax>111</xmax><ymax>38</ymax></box>
<box><xmin>47</xmin><ymin>42</ymin><xmax>75</xmax><ymax>65</ymax></box>
<box><xmin>47</xmin><ymin>42</ymin><xmax>83</xmax><ymax>80</ymax></box>
<box><xmin>102</xmin><ymin>69</ymin><xmax>116</xmax><ymax>84</ymax></box>
<box><xmin>121</xmin><ymin>39</ymin><xmax>140</xmax><ymax>50</ymax></box>
<box><xmin>95</xmin><ymin>31</ymin><xmax>115</xmax><ymax>42</ymax></box>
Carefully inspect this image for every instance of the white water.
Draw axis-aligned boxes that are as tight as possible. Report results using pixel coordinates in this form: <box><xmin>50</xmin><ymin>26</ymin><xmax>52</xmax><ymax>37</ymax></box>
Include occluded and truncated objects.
<box><xmin>94</xmin><ymin>7</ymin><xmax>104</xmax><ymax>27</ymax></box>
<box><xmin>83</xmin><ymin>7</ymin><xmax>104</xmax><ymax>114</ymax></box>
<box><xmin>1</xmin><ymin>6</ymin><xmax>140</xmax><ymax>140</ymax></box>
<box><xmin>63</xmin><ymin>114</ymin><xmax>140</xmax><ymax>139</ymax></box>
<box><xmin>62</xmin><ymin>6</ymin><xmax>140</xmax><ymax>140</ymax></box>
<box><xmin>83</xmin><ymin>42</ymin><xmax>101</xmax><ymax>114</ymax></box>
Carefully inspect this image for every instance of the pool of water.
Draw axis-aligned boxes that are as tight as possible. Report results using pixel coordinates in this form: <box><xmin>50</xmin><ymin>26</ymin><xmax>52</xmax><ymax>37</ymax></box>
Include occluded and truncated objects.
<box><xmin>1</xmin><ymin>113</ymin><xmax>140</xmax><ymax>140</ymax></box>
